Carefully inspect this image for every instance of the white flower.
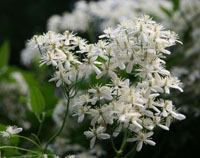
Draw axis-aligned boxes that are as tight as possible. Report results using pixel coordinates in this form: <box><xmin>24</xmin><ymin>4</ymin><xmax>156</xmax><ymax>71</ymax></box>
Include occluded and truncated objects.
<box><xmin>84</xmin><ymin>126</ymin><xmax>110</xmax><ymax>148</ymax></box>
<box><xmin>127</xmin><ymin>132</ymin><xmax>156</xmax><ymax>151</ymax></box>
<box><xmin>89</xmin><ymin>106</ymin><xmax>114</xmax><ymax>126</ymax></box>
<box><xmin>1</xmin><ymin>126</ymin><xmax>23</xmax><ymax>138</ymax></box>
<box><xmin>88</xmin><ymin>85</ymin><xmax>113</xmax><ymax>104</ymax></box>
<box><xmin>65</xmin><ymin>155</ymin><xmax>75</xmax><ymax>158</ymax></box>
<box><xmin>49</xmin><ymin>64</ymin><xmax>71</xmax><ymax>87</ymax></box>
<box><xmin>96</xmin><ymin>62</ymin><xmax>117</xmax><ymax>79</ymax></box>
<box><xmin>40</xmin><ymin>50</ymin><xmax>58</xmax><ymax>67</ymax></box>
<box><xmin>73</xmin><ymin>105</ymin><xmax>90</xmax><ymax>123</ymax></box>
<box><xmin>43</xmin><ymin>154</ymin><xmax>48</xmax><ymax>158</ymax></box>
<box><xmin>161</xmin><ymin>100</ymin><xmax>186</xmax><ymax>120</ymax></box>
<box><xmin>82</xmin><ymin>55</ymin><xmax>102</xmax><ymax>75</ymax></box>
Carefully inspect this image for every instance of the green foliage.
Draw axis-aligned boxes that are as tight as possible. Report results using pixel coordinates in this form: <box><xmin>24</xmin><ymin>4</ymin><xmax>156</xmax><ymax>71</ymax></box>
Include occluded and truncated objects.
<box><xmin>30</xmin><ymin>86</ymin><xmax>46</xmax><ymax>116</ymax></box>
<box><xmin>173</xmin><ymin>0</ymin><xmax>180</xmax><ymax>12</ymax></box>
<box><xmin>0</xmin><ymin>41</ymin><xmax>10</xmax><ymax>70</ymax></box>
<box><xmin>19</xmin><ymin>96</ymin><xmax>28</xmax><ymax>103</ymax></box>
<box><xmin>41</xmin><ymin>83</ymin><xmax>58</xmax><ymax>110</ymax></box>
<box><xmin>0</xmin><ymin>124</ymin><xmax>6</xmax><ymax>131</ymax></box>
<box><xmin>159</xmin><ymin>5</ymin><xmax>172</xmax><ymax>17</ymax></box>
<box><xmin>1</xmin><ymin>148</ymin><xmax>21</xmax><ymax>157</ymax></box>
<box><xmin>21</xmin><ymin>70</ymin><xmax>59</xmax><ymax>122</ymax></box>
<box><xmin>21</xmin><ymin>71</ymin><xmax>40</xmax><ymax>88</ymax></box>
<box><xmin>21</xmin><ymin>71</ymin><xmax>46</xmax><ymax>121</ymax></box>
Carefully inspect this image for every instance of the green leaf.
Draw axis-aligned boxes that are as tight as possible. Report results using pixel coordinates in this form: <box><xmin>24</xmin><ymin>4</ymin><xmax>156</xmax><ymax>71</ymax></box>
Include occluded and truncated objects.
<box><xmin>7</xmin><ymin>136</ymin><xmax>20</xmax><ymax>145</ymax></box>
<box><xmin>173</xmin><ymin>0</ymin><xmax>180</xmax><ymax>12</ymax></box>
<box><xmin>41</xmin><ymin>83</ymin><xmax>59</xmax><ymax>110</ymax></box>
<box><xmin>30</xmin><ymin>86</ymin><xmax>45</xmax><ymax>115</ymax></box>
<box><xmin>160</xmin><ymin>5</ymin><xmax>172</xmax><ymax>17</ymax></box>
<box><xmin>0</xmin><ymin>124</ymin><xmax>6</xmax><ymax>131</ymax></box>
<box><xmin>19</xmin><ymin>96</ymin><xmax>28</xmax><ymax>103</ymax></box>
<box><xmin>21</xmin><ymin>71</ymin><xmax>40</xmax><ymax>88</ymax></box>
<box><xmin>2</xmin><ymin>148</ymin><xmax>21</xmax><ymax>157</ymax></box>
<box><xmin>0</xmin><ymin>41</ymin><xmax>10</xmax><ymax>70</ymax></box>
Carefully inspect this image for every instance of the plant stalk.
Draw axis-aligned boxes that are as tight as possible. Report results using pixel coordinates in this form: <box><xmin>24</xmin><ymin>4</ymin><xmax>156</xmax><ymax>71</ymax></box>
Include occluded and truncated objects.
<box><xmin>43</xmin><ymin>96</ymin><xmax>70</xmax><ymax>152</ymax></box>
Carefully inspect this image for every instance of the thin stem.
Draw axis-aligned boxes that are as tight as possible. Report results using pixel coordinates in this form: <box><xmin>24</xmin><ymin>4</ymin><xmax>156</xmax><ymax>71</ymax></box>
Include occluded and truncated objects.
<box><xmin>37</xmin><ymin>122</ymin><xmax>43</xmax><ymax>137</ymax></box>
<box><xmin>37</xmin><ymin>113</ymin><xmax>45</xmax><ymax>137</ymax></box>
<box><xmin>123</xmin><ymin>144</ymin><xmax>137</xmax><ymax>158</ymax></box>
<box><xmin>13</xmin><ymin>135</ymin><xmax>41</xmax><ymax>149</ymax></box>
<box><xmin>0</xmin><ymin>146</ymin><xmax>39</xmax><ymax>154</ymax></box>
<box><xmin>43</xmin><ymin>96</ymin><xmax>70</xmax><ymax>152</ymax></box>
<box><xmin>8</xmin><ymin>154</ymin><xmax>38</xmax><ymax>158</ymax></box>
<box><xmin>37</xmin><ymin>45</ymin><xmax>43</xmax><ymax>55</ymax></box>
<box><xmin>87</xmin><ymin>25</ymin><xmax>96</xmax><ymax>43</ymax></box>
<box><xmin>115</xmin><ymin>129</ymin><xmax>129</xmax><ymax>157</ymax></box>
<box><xmin>31</xmin><ymin>133</ymin><xmax>41</xmax><ymax>146</ymax></box>
<box><xmin>110</xmin><ymin>135</ymin><xmax>118</xmax><ymax>153</ymax></box>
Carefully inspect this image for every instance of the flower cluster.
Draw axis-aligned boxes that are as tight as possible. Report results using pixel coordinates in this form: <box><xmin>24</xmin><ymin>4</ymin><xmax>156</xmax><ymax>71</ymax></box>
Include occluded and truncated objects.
<box><xmin>30</xmin><ymin>15</ymin><xmax>185</xmax><ymax>152</ymax></box>
<box><xmin>21</xmin><ymin>0</ymin><xmax>172</xmax><ymax>67</ymax></box>
<box><xmin>47</xmin><ymin>0</ymin><xmax>172</xmax><ymax>33</ymax></box>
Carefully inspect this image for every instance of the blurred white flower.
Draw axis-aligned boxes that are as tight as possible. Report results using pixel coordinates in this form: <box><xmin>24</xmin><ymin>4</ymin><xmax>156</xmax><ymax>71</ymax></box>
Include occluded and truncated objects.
<box><xmin>84</xmin><ymin>126</ymin><xmax>110</xmax><ymax>148</ymax></box>
<box><xmin>127</xmin><ymin>132</ymin><xmax>156</xmax><ymax>152</ymax></box>
<box><xmin>1</xmin><ymin>126</ymin><xmax>22</xmax><ymax>138</ymax></box>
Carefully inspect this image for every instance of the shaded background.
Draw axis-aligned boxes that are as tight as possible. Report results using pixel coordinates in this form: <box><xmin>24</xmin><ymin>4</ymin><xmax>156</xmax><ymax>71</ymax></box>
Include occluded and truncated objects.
<box><xmin>0</xmin><ymin>0</ymin><xmax>199</xmax><ymax>158</ymax></box>
<box><xmin>0</xmin><ymin>0</ymin><xmax>79</xmax><ymax>66</ymax></box>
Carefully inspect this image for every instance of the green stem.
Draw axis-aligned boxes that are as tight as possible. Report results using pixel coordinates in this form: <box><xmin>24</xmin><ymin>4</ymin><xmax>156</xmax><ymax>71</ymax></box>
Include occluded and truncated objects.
<box><xmin>8</xmin><ymin>154</ymin><xmax>38</xmax><ymax>158</ymax></box>
<box><xmin>110</xmin><ymin>134</ymin><xmax>118</xmax><ymax>153</ymax></box>
<box><xmin>123</xmin><ymin>144</ymin><xmax>137</xmax><ymax>158</ymax></box>
<box><xmin>37</xmin><ymin>122</ymin><xmax>43</xmax><ymax>137</ymax></box>
<box><xmin>31</xmin><ymin>133</ymin><xmax>41</xmax><ymax>146</ymax></box>
<box><xmin>115</xmin><ymin>129</ymin><xmax>129</xmax><ymax>158</ymax></box>
<box><xmin>43</xmin><ymin>96</ymin><xmax>70</xmax><ymax>152</ymax></box>
<box><xmin>13</xmin><ymin>135</ymin><xmax>41</xmax><ymax>149</ymax></box>
<box><xmin>0</xmin><ymin>146</ymin><xmax>39</xmax><ymax>154</ymax></box>
<box><xmin>87</xmin><ymin>25</ymin><xmax>96</xmax><ymax>43</ymax></box>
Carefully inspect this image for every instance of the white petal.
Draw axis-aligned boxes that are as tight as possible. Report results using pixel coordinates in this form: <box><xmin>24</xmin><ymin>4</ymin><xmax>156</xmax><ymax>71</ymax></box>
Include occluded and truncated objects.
<box><xmin>98</xmin><ymin>133</ymin><xmax>110</xmax><ymax>139</ymax></box>
<box><xmin>146</xmin><ymin>132</ymin><xmax>154</xmax><ymax>137</ymax></box>
<box><xmin>78</xmin><ymin>115</ymin><xmax>84</xmax><ymax>123</ymax></box>
<box><xmin>127</xmin><ymin>138</ymin><xmax>138</xmax><ymax>142</ymax></box>
<box><xmin>104</xmin><ymin>94</ymin><xmax>113</xmax><ymax>100</ymax></box>
<box><xmin>92</xmin><ymin>65</ymin><xmax>101</xmax><ymax>74</ymax></box>
<box><xmin>56</xmin><ymin>80</ymin><xmax>62</xmax><ymax>87</ymax></box>
<box><xmin>118</xmin><ymin>61</ymin><xmax>125</xmax><ymax>70</ymax></box>
<box><xmin>88</xmin><ymin>89</ymin><xmax>96</xmax><ymax>93</ymax></box>
<box><xmin>137</xmin><ymin>141</ymin><xmax>143</xmax><ymax>152</ymax></box>
<box><xmin>145</xmin><ymin>139</ymin><xmax>156</xmax><ymax>146</ymax></box>
<box><xmin>176</xmin><ymin>114</ymin><xmax>186</xmax><ymax>120</ymax></box>
<box><xmin>84</xmin><ymin>131</ymin><xmax>94</xmax><ymax>138</ymax></box>
<box><xmin>52</xmin><ymin>60</ymin><xmax>57</xmax><ymax>66</ymax></box>
<box><xmin>126</xmin><ymin>62</ymin><xmax>133</xmax><ymax>73</ymax></box>
<box><xmin>96</xmin><ymin>126</ymin><xmax>104</xmax><ymax>133</ymax></box>
<box><xmin>161</xmin><ymin>49</ymin><xmax>171</xmax><ymax>55</ymax></box>
<box><xmin>133</xmin><ymin>121</ymin><xmax>143</xmax><ymax>129</ymax></box>
<box><xmin>113</xmin><ymin>125</ymin><xmax>122</xmax><ymax>137</ymax></box>
<box><xmin>14</xmin><ymin>128</ymin><xmax>23</xmax><ymax>134</ymax></box>
<box><xmin>109</xmin><ymin>71</ymin><xmax>117</xmax><ymax>79</ymax></box>
<box><xmin>164</xmin><ymin>87</ymin><xmax>170</xmax><ymax>94</ymax></box>
<box><xmin>96</xmin><ymin>72</ymin><xmax>106</xmax><ymax>79</ymax></box>
<box><xmin>90</xmin><ymin>137</ymin><xmax>96</xmax><ymax>149</ymax></box>
<box><xmin>158</xmin><ymin>124</ymin><xmax>169</xmax><ymax>131</ymax></box>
